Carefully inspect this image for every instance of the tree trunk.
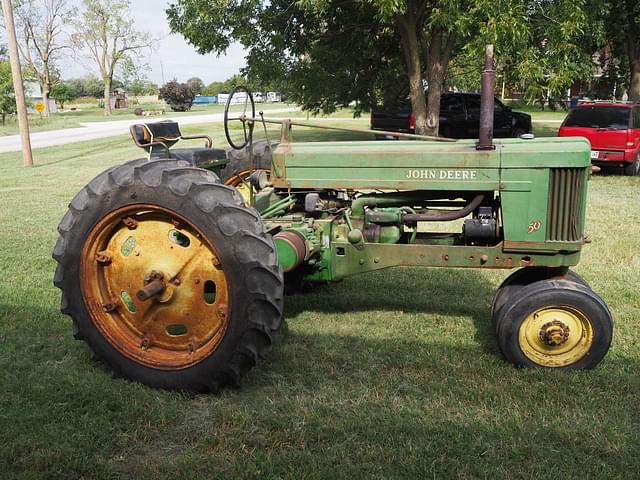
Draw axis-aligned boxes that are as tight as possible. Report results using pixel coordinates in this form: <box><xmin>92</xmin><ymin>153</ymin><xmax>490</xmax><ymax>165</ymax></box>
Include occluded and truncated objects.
<box><xmin>630</xmin><ymin>61</ymin><xmax>640</xmax><ymax>102</ymax></box>
<box><xmin>425</xmin><ymin>29</ymin><xmax>456</xmax><ymax>137</ymax></box>
<box><xmin>625</xmin><ymin>0</ymin><xmax>640</xmax><ymax>101</ymax></box>
<box><xmin>426</xmin><ymin>54</ymin><xmax>444</xmax><ymax>136</ymax></box>
<box><xmin>103</xmin><ymin>78</ymin><xmax>112</xmax><ymax>116</ymax></box>
<box><xmin>396</xmin><ymin>14</ymin><xmax>428</xmax><ymax>136</ymax></box>
<box><xmin>42</xmin><ymin>85</ymin><xmax>50</xmax><ymax>117</ymax></box>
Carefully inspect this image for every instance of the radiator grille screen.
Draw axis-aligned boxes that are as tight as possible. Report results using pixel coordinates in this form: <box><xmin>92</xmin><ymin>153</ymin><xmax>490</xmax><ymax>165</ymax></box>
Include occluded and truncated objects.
<box><xmin>547</xmin><ymin>168</ymin><xmax>584</xmax><ymax>242</ymax></box>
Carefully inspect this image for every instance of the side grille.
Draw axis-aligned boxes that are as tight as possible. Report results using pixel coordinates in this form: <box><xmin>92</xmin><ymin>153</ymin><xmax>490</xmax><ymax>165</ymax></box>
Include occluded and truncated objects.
<box><xmin>547</xmin><ymin>168</ymin><xmax>584</xmax><ymax>242</ymax></box>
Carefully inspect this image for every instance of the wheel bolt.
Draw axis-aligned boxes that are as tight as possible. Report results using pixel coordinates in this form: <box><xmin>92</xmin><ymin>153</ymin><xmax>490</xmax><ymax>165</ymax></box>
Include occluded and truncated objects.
<box><xmin>103</xmin><ymin>302</ymin><xmax>118</xmax><ymax>312</ymax></box>
<box><xmin>96</xmin><ymin>251</ymin><xmax>112</xmax><ymax>264</ymax></box>
<box><xmin>122</xmin><ymin>217</ymin><xmax>138</xmax><ymax>229</ymax></box>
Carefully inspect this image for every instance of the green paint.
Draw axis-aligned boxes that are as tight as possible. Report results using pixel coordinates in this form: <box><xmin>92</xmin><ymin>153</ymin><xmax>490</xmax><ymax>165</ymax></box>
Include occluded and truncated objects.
<box><xmin>120</xmin><ymin>236</ymin><xmax>136</xmax><ymax>257</ymax></box>
<box><xmin>263</xmin><ymin>136</ymin><xmax>591</xmax><ymax>282</ymax></box>
<box><xmin>120</xmin><ymin>291</ymin><xmax>137</xmax><ymax>313</ymax></box>
<box><xmin>275</xmin><ymin>237</ymin><xmax>301</xmax><ymax>271</ymax></box>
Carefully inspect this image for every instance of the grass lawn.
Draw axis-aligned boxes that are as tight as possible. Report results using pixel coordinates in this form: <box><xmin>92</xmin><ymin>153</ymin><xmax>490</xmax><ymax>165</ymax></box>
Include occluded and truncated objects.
<box><xmin>1</xmin><ymin>122</ymin><xmax>639</xmax><ymax>479</ymax></box>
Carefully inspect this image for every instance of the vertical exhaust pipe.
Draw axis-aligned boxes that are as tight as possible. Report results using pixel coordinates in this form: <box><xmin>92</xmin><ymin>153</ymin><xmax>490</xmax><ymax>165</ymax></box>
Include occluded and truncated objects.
<box><xmin>477</xmin><ymin>45</ymin><xmax>495</xmax><ymax>150</ymax></box>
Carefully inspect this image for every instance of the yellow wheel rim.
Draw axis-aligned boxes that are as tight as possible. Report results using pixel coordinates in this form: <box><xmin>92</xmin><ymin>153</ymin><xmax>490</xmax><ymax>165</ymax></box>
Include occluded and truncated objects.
<box><xmin>80</xmin><ymin>204</ymin><xmax>230</xmax><ymax>370</ymax></box>
<box><xmin>518</xmin><ymin>305</ymin><xmax>593</xmax><ymax>367</ymax></box>
<box><xmin>224</xmin><ymin>169</ymin><xmax>271</xmax><ymax>205</ymax></box>
<box><xmin>224</xmin><ymin>169</ymin><xmax>253</xmax><ymax>204</ymax></box>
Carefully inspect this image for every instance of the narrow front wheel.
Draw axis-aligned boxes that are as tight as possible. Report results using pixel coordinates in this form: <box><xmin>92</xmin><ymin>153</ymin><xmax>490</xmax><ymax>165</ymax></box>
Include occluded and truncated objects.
<box><xmin>495</xmin><ymin>280</ymin><xmax>612</xmax><ymax>369</ymax></box>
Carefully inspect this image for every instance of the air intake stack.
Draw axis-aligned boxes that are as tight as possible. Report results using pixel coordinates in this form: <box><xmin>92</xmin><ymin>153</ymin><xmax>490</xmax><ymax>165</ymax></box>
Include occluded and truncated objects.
<box><xmin>477</xmin><ymin>45</ymin><xmax>496</xmax><ymax>150</ymax></box>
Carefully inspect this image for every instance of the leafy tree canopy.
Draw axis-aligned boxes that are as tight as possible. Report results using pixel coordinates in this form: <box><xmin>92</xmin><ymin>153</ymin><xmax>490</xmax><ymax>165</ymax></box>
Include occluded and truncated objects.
<box><xmin>168</xmin><ymin>0</ymin><xmax>601</xmax><ymax>133</ymax></box>
<box><xmin>600</xmin><ymin>0</ymin><xmax>640</xmax><ymax>100</ymax></box>
<box><xmin>159</xmin><ymin>79</ymin><xmax>195</xmax><ymax>111</ymax></box>
<box><xmin>50</xmin><ymin>81</ymin><xmax>78</xmax><ymax>109</ymax></box>
<box><xmin>186</xmin><ymin>77</ymin><xmax>205</xmax><ymax>95</ymax></box>
<box><xmin>0</xmin><ymin>59</ymin><xmax>16</xmax><ymax>124</ymax></box>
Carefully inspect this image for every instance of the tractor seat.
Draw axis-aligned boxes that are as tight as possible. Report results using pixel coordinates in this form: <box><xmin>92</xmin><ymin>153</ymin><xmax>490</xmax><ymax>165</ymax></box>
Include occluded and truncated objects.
<box><xmin>129</xmin><ymin>121</ymin><xmax>227</xmax><ymax>169</ymax></box>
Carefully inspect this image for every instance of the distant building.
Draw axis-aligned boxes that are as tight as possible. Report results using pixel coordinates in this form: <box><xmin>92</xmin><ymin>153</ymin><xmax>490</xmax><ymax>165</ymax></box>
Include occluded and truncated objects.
<box><xmin>112</xmin><ymin>88</ymin><xmax>127</xmax><ymax>109</ymax></box>
<box><xmin>217</xmin><ymin>92</ymin><xmax>251</xmax><ymax>105</ymax></box>
<box><xmin>25</xmin><ymin>81</ymin><xmax>57</xmax><ymax>113</ymax></box>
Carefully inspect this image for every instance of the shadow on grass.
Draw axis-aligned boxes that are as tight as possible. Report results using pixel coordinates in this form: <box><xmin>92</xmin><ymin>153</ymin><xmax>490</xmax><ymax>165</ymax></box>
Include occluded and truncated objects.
<box><xmin>284</xmin><ymin>267</ymin><xmax>497</xmax><ymax>355</ymax></box>
<box><xmin>2</xmin><ymin>298</ymin><xmax>637</xmax><ymax>479</ymax></box>
<box><xmin>30</xmin><ymin>141</ymin><xmax>135</xmax><ymax>168</ymax></box>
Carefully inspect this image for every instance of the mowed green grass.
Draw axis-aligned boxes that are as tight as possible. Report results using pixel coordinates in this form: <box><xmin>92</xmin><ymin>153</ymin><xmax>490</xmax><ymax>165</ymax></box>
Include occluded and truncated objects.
<box><xmin>0</xmin><ymin>121</ymin><xmax>639</xmax><ymax>480</ymax></box>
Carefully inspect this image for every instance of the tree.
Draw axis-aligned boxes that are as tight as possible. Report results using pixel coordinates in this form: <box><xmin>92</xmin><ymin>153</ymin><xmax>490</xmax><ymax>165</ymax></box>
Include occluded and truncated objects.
<box><xmin>66</xmin><ymin>75</ymin><xmax>104</xmax><ymax>98</ymax></box>
<box><xmin>168</xmin><ymin>0</ymin><xmax>594</xmax><ymax>135</ymax></box>
<box><xmin>186</xmin><ymin>77</ymin><xmax>204</xmax><ymax>95</ymax></box>
<box><xmin>448</xmin><ymin>0</ymin><xmax>599</xmax><ymax>104</ymax></box>
<box><xmin>202</xmin><ymin>80</ymin><xmax>223</xmax><ymax>96</ymax></box>
<box><xmin>50</xmin><ymin>81</ymin><xmax>77</xmax><ymax>109</ymax></box>
<box><xmin>0</xmin><ymin>59</ymin><xmax>15</xmax><ymax>125</ymax></box>
<box><xmin>14</xmin><ymin>0</ymin><xmax>69</xmax><ymax>117</ymax></box>
<box><xmin>128</xmin><ymin>78</ymin><xmax>158</xmax><ymax>96</ymax></box>
<box><xmin>371</xmin><ymin>0</ymin><xmax>467</xmax><ymax>135</ymax></box>
<box><xmin>601</xmin><ymin>0</ymin><xmax>640</xmax><ymax>101</ymax></box>
<box><xmin>167</xmin><ymin>1</ymin><xmax>407</xmax><ymax>116</ymax></box>
<box><xmin>159</xmin><ymin>79</ymin><xmax>194</xmax><ymax>111</ymax></box>
<box><xmin>167</xmin><ymin>0</ymin><xmax>472</xmax><ymax>134</ymax></box>
<box><xmin>201</xmin><ymin>74</ymin><xmax>264</xmax><ymax>96</ymax></box>
<box><xmin>72</xmin><ymin>0</ymin><xmax>152</xmax><ymax>115</ymax></box>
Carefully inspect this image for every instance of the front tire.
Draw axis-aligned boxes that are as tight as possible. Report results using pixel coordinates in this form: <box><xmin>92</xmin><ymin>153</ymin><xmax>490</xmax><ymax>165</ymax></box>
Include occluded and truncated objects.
<box><xmin>491</xmin><ymin>267</ymin><xmax>588</xmax><ymax>328</ymax></box>
<box><xmin>495</xmin><ymin>280</ymin><xmax>612</xmax><ymax>369</ymax></box>
<box><xmin>53</xmin><ymin>158</ymin><xmax>284</xmax><ymax>392</ymax></box>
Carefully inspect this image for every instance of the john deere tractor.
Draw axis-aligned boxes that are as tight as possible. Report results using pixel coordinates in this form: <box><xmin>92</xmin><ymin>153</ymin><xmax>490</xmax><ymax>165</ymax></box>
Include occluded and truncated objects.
<box><xmin>53</xmin><ymin>47</ymin><xmax>613</xmax><ymax>392</ymax></box>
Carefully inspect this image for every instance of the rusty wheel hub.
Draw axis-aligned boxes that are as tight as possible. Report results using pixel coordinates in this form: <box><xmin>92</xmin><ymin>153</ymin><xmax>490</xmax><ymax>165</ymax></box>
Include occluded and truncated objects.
<box><xmin>539</xmin><ymin>319</ymin><xmax>571</xmax><ymax>346</ymax></box>
<box><xmin>80</xmin><ymin>204</ymin><xmax>231</xmax><ymax>370</ymax></box>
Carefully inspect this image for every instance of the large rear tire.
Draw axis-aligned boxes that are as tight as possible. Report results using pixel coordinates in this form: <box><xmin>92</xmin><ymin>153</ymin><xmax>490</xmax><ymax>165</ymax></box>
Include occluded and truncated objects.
<box><xmin>220</xmin><ymin>139</ymin><xmax>279</xmax><ymax>202</ymax></box>
<box><xmin>53</xmin><ymin>158</ymin><xmax>283</xmax><ymax>392</ymax></box>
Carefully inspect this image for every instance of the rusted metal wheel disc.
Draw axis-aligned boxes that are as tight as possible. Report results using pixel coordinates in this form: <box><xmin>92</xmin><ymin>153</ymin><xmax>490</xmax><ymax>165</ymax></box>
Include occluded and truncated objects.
<box><xmin>80</xmin><ymin>204</ymin><xmax>230</xmax><ymax>370</ymax></box>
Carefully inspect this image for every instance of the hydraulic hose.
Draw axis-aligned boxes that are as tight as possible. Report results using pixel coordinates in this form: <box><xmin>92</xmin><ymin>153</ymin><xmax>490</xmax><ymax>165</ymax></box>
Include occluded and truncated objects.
<box><xmin>401</xmin><ymin>194</ymin><xmax>485</xmax><ymax>223</ymax></box>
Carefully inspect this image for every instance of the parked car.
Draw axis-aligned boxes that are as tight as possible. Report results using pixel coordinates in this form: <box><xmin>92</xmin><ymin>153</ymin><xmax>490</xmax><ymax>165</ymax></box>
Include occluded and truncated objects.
<box><xmin>370</xmin><ymin>93</ymin><xmax>532</xmax><ymax>139</ymax></box>
<box><xmin>558</xmin><ymin>101</ymin><xmax>640</xmax><ymax>176</ymax></box>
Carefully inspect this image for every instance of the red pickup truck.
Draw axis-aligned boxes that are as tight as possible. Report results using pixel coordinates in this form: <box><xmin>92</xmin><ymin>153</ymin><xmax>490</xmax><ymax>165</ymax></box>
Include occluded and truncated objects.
<box><xmin>558</xmin><ymin>102</ymin><xmax>640</xmax><ymax>176</ymax></box>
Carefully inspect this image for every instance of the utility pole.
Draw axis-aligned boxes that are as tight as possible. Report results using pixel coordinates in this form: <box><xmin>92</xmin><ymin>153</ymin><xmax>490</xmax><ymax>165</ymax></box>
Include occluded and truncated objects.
<box><xmin>160</xmin><ymin>58</ymin><xmax>165</xmax><ymax>85</ymax></box>
<box><xmin>2</xmin><ymin>0</ymin><xmax>33</xmax><ymax>167</ymax></box>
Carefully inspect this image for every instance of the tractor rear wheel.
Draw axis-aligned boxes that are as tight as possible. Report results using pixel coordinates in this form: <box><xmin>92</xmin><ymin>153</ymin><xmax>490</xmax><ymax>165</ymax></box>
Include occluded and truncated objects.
<box><xmin>53</xmin><ymin>158</ymin><xmax>283</xmax><ymax>392</ymax></box>
<box><xmin>220</xmin><ymin>139</ymin><xmax>279</xmax><ymax>202</ymax></box>
<box><xmin>491</xmin><ymin>267</ymin><xmax>588</xmax><ymax>329</ymax></box>
<box><xmin>495</xmin><ymin>279</ymin><xmax>612</xmax><ymax>369</ymax></box>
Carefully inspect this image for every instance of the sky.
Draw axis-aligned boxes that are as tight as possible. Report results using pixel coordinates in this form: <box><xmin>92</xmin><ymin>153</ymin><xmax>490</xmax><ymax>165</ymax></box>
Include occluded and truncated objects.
<box><xmin>62</xmin><ymin>0</ymin><xmax>247</xmax><ymax>85</ymax></box>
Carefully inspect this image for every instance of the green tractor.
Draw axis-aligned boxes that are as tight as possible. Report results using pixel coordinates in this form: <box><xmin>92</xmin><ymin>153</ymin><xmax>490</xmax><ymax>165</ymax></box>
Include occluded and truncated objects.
<box><xmin>53</xmin><ymin>47</ymin><xmax>613</xmax><ymax>391</ymax></box>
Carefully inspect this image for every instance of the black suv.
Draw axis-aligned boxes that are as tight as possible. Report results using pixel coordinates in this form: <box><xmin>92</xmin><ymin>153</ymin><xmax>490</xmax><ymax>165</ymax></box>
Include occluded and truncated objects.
<box><xmin>371</xmin><ymin>93</ymin><xmax>532</xmax><ymax>139</ymax></box>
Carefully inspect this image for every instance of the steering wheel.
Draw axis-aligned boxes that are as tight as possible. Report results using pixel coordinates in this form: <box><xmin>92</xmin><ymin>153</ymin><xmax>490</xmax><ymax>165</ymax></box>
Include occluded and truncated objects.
<box><xmin>224</xmin><ymin>86</ymin><xmax>256</xmax><ymax>150</ymax></box>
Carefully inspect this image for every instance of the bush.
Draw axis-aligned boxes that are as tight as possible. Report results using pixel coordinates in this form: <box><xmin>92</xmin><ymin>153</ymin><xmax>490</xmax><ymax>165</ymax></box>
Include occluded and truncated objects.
<box><xmin>158</xmin><ymin>79</ymin><xmax>195</xmax><ymax>112</ymax></box>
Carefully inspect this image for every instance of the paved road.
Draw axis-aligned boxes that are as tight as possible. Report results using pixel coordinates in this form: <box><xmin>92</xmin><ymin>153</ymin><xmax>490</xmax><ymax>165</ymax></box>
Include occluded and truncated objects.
<box><xmin>2</xmin><ymin>112</ymin><xmax>553</xmax><ymax>153</ymax></box>
<box><xmin>0</xmin><ymin>108</ymin><xmax>299</xmax><ymax>153</ymax></box>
